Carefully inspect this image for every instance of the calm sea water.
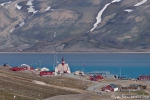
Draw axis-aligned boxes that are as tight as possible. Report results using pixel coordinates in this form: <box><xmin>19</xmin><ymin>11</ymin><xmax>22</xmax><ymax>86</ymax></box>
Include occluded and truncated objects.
<box><xmin>0</xmin><ymin>53</ymin><xmax>150</xmax><ymax>78</ymax></box>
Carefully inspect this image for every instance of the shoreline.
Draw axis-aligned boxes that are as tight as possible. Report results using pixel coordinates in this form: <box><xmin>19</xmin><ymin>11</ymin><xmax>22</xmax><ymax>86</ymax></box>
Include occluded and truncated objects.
<box><xmin>0</xmin><ymin>51</ymin><xmax>150</xmax><ymax>54</ymax></box>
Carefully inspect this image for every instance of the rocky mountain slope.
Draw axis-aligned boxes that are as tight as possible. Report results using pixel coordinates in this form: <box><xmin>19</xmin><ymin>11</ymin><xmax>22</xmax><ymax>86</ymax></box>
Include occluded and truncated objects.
<box><xmin>0</xmin><ymin>0</ymin><xmax>150</xmax><ymax>52</ymax></box>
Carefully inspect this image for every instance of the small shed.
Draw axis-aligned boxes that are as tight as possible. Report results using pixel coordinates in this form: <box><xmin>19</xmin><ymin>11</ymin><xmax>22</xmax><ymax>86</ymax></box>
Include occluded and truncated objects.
<box><xmin>40</xmin><ymin>71</ymin><xmax>54</xmax><ymax>76</ymax></box>
<box><xmin>41</xmin><ymin>67</ymin><xmax>49</xmax><ymax>71</ymax></box>
<box><xmin>128</xmin><ymin>84</ymin><xmax>141</xmax><ymax>90</ymax></box>
<box><xmin>74</xmin><ymin>71</ymin><xmax>85</xmax><ymax>76</ymax></box>
<box><xmin>121</xmin><ymin>84</ymin><xmax>147</xmax><ymax>91</ymax></box>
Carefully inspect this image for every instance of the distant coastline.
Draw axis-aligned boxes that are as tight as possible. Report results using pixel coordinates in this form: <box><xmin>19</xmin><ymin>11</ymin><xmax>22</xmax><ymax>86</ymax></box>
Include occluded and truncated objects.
<box><xmin>0</xmin><ymin>51</ymin><xmax>150</xmax><ymax>54</ymax></box>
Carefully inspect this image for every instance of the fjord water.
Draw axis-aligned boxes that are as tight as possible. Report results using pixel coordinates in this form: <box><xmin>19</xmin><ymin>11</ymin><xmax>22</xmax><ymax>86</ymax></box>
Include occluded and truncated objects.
<box><xmin>0</xmin><ymin>53</ymin><xmax>150</xmax><ymax>78</ymax></box>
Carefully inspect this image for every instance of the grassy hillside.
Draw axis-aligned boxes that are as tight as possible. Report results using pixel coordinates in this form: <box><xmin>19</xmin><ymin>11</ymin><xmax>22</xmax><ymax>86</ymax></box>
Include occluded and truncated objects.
<box><xmin>0</xmin><ymin>66</ymin><xmax>92</xmax><ymax>99</ymax></box>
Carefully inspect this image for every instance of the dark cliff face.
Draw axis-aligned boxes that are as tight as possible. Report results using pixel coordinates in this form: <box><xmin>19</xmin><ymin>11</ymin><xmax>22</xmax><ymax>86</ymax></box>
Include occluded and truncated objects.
<box><xmin>0</xmin><ymin>0</ymin><xmax>150</xmax><ymax>52</ymax></box>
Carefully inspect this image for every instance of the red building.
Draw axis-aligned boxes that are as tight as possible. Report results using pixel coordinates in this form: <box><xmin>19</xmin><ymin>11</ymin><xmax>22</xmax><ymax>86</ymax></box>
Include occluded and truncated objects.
<box><xmin>40</xmin><ymin>71</ymin><xmax>54</xmax><ymax>76</ymax></box>
<box><xmin>10</xmin><ymin>66</ymin><xmax>34</xmax><ymax>71</ymax></box>
<box><xmin>10</xmin><ymin>64</ymin><xmax>34</xmax><ymax>71</ymax></box>
<box><xmin>138</xmin><ymin>75</ymin><xmax>150</xmax><ymax>81</ymax></box>
<box><xmin>101</xmin><ymin>84</ymin><xmax>118</xmax><ymax>92</ymax></box>
<box><xmin>89</xmin><ymin>74</ymin><xmax>104</xmax><ymax>81</ymax></box>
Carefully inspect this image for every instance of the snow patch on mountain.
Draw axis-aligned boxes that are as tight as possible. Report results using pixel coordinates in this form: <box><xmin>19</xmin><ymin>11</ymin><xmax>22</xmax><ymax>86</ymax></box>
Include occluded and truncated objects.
<box><xmin>0</xmin><ymin>1</ymin><xmax>12</xmax><ymax>6</ymax></box>
<box><xmin>26</xmin><ymin>0</ymin><xmax>34</xmax><ymax>6</ymax></box>
<box><xmin>26</xmin><ymin>0</ymin><xmax>38</xmax><ymax>14</ymax></box>
<box><xmin>27</xmin><ymin>6</ymin><xmax>38</xmax><ymax>14</ymax></box>
<box><xmin>15</xmin><ymin>0</ymin><xmax>38</xmax><ymax>14</ymax></box>
<box><xmin>124</xmin><ymin>9</ymin><xmax>133</xmax><ymax>12</ymax></box>
<box><xmin>90</xmin><ymin>0</ymin><xmax>122</xmax><ymax>32</ymax></box>
<box><xmin>15</xmin><ymin>4</ymin><xmax>22</xmax><ymax>10</ymax></box>
<box><xmin>45</xmin><ymin>6</ymin><xmax>51</xmax><ymax>11</ymax></box>
<box><xmin>124</xmin><ymin>0</ymin><xmax>148</xmax><ymax>13</ymax></box>
<box><xmin>112</xmin><ymin>0</ymin><xmax>121</xmax><ymax>3</ymax></box>
<box><xmin>90</xmin><ymin>3</ymin><xmax>111</xmax><ymax>32</ymax></box>
<box><xmin>134</xmin><ymin>0</ymin><xmax>147</xmax><ymax>6</ymax></box>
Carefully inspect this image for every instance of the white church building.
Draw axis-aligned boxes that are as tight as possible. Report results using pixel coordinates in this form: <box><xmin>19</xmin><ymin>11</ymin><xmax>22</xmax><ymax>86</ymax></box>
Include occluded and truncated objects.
<box><xmin>55</xmin><ymin>57</ymin><xmax>71</xmax><ymax>75</ymax></box>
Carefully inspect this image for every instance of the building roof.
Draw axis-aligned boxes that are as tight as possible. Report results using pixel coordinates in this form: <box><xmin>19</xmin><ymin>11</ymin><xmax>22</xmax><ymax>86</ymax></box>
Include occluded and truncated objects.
<box><xmin>41</xmin><ymin>67</ymin><xmax>49</xmax><ymax>71</ymax></box>
<box><xmin>109</xmin><ymin>84</ymin><xmax>118</xmax><ymax>88</ymax></box>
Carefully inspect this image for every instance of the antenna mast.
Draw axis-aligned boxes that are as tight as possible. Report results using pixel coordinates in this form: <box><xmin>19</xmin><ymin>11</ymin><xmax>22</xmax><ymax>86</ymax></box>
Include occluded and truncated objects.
<box><xmin>53</xmin><ymin>32</ymin><xmax>57</xmax><ymax>69</ymax></box>
<box><xmin>120</xmin><ymin>68</ymin><xmax>121</xmax><ymax>78</ymax></box>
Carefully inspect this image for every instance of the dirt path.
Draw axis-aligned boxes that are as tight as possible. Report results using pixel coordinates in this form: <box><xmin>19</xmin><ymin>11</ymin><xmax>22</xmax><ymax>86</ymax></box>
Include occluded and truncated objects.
<box><xmin>33</xmin><ymin>80</ymin><xmax>87</xmax><ymax>94</ymax></box>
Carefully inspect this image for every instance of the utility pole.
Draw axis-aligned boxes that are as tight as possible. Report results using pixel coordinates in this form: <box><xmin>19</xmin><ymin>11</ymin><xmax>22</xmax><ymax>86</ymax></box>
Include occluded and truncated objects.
<box><xmin>39</xmin><ymin>61</ymin><xmax>42</xmax><ymax>68</ymax></box>
<box><xmin>82</xmin><ymin>63</ymin><xmax>85</xmax><ymax>72</ymax></box>
<box><xmin>120</xmin><ymin>68</ymin><xmax>121</xmax><ymax>78</ymax></box>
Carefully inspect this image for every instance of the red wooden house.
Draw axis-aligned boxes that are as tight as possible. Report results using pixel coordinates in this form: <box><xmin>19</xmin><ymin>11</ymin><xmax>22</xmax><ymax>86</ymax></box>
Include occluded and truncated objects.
<box><xmin>10</xmin><ymin>66</ymin><xmax>34</xmax><ymax>71</ymax></box>
<box><xmin>138</xmin><ymin>75</ymin><xmax>150</xmax><ymax>81</ymax></box>
<box><xmin>40</xmin><ymin>71</ymin><xmax>54</xmax><ymax>76</ymax></box>
<box><xmin>101</xmin><ymin>84</ymin><xmax>118</xmax><ymax>92</ymax></box>
<box><xmin>10</xmin><ymin>64</ymin><xmax>34</xmax><ymax>71</ymax></box>
<box><xmin>89</xmin><ymin>74</ymin><xmax>104</xmax><ymax>81</ymax></box>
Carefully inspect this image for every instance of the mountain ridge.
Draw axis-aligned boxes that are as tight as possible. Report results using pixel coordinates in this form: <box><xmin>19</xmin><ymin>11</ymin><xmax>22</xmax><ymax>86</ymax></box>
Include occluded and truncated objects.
<box><xmin>0</xmin><ymin>0</ymin><xmax>150</xmax><ymax>52</ymax></box>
